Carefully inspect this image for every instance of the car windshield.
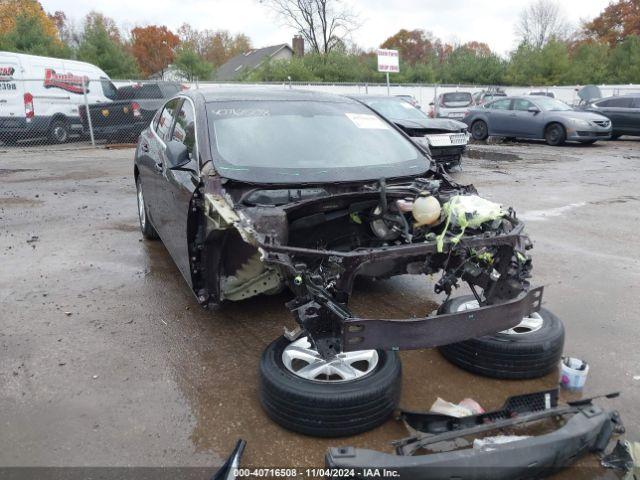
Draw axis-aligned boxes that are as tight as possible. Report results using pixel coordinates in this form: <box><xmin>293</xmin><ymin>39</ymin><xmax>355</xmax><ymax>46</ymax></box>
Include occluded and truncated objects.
<box><xmin>535</xmin><ymin>98</ymin><xmax>573</xmax><ymax>111</ymax></box>
<box><xmin>208</xmin><ymin>100</ymin><xmax>427</xmax><ymax>183</ymax></box>
<box><xmin>361</xmin><ymin>98</ymin><xmax>426</xmax><ymax>121</ymax></box>
<box><xmin>442</xmin><ymin>92</ymin><xmax>473</xmax><ymax>107</ymax></box>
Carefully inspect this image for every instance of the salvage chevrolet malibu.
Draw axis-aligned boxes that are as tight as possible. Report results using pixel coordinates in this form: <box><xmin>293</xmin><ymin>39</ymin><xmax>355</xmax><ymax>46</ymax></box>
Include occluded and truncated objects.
<box><xmin>134</xmin><ymin>89</ymin><xmax>564</xmax><ymax>437</ymax></box>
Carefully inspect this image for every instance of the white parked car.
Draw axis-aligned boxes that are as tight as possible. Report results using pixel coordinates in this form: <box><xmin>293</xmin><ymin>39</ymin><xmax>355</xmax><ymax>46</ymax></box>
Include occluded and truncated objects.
<box><xmin>0</xmin><ymin>52</ymin><xmax>117</xmax><ymax>143</ymax></box>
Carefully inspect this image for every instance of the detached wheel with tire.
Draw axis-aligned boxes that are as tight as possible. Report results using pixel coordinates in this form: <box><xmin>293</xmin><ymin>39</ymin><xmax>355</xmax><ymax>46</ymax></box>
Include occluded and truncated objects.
<box><xmin>259</xmin><ymin>335</ymin><xmax>401</xmax><ymax>437</ymax></box>
<box><xmin>544</xmin><ymin>123</ymin><xmax>566</xmax><ymax>146</ymax></box>
<box><xmin>438</xmin><ymin>296</ymin><xmax>565</xmax><ymax>380</ymax></box>
<box><xmin>48</xmin><ymin>119</ymin><xmax>69</xmax><ymax>144</ymax></box>
<box><xmin>136</xmin><ymin>178</ymin><xmax>159</xmax><ymax>240</ymax></box>
<box><xmin>471</xmin><ymin>120</ymin><xmax>489</xmax><ymax>141</ymax></box>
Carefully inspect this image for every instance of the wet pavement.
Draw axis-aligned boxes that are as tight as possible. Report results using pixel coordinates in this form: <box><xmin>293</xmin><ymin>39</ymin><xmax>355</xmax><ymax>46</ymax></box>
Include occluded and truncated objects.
<box><xmin>1</xmin><ymin>139</ymin><xmax>639</xmax><ymax>474</ymax></box>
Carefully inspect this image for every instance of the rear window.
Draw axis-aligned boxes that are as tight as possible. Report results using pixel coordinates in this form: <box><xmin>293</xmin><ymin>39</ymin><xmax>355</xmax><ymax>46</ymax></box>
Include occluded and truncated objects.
<box><xmin>442</xmin><ymin>92</ymin><xmax>473</xmax><ymax>107</ymax></box>
<box><xmin>116</xmin><ymin>84</ymin><xmax>163</xmax><ymax>100</ymax></box>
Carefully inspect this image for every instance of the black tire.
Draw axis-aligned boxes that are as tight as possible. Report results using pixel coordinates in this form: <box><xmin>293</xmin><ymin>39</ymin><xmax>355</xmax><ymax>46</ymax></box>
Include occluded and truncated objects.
<box><xmin>544</xmin><ymin>123</ymin><xmax>566</xmax><ymax>146</ymax></box>
<box><xmin>438</xmin><ymin>296</ymin><xmax>565</xmax><ymax>380</ymax></box>
<box><xmin>471</xmin><ymin>120</ymin><xmax>489</xmax><ymax>141</ymax></box>
<box><xmin>579</xmin><ymin>139</ymin><xmax>597</xmax><ymax>145</ymax></box>
<box><xmin>259</xmin><ymin>336</ymin><xmax>401</xmax><ymax>437</ymax></box>
<box><xmin>609</xmin><ymin>134</ymin><xmax>621</xmax><ymax>140</ymax></box>
<box><xmin>136</xmin><ymin>177</ymin><xmax>159</xmax><ymax>240</ymax></box>
<box><xmin>48</xmin><ymin>119</ymin><xmax>69</xmax><ymax>144</ymax></box>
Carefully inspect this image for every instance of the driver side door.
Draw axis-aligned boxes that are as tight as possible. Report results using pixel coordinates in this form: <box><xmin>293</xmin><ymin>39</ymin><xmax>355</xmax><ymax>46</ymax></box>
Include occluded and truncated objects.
<box><xmin>154</xmin><ymin>98</ymin><xmax>200</xmax><ymax>287</ymax></box>
<box><xmin>510</xmin><ymin>98</ymin><xmax>541</xmax><ymax>138</ymax></box>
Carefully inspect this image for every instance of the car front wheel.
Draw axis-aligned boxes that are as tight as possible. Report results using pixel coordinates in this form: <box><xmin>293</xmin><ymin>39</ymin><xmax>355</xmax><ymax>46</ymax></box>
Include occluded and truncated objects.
<box><xmin>259</xmin><ymin>335</ymin><xmax>401</xmax><ymax>437</ymax></box>
<box><xmin>544</xmin><ymin>123</ymin><xmax>566</xmax><ymax>146</ymax></box>
<box><xmin>48</xmin><ymin>119</ymin><xmax>69</xmax><ymax>144</ymax></box>
<box><xmin>471</xmin><ymin>120</ymin><xmax>489</xmax><ymax>141</ymax></box>
<box><xmin>136</xmin><ymin>178</ymin><xmax>159</xmax><ymax>240</ymax></box>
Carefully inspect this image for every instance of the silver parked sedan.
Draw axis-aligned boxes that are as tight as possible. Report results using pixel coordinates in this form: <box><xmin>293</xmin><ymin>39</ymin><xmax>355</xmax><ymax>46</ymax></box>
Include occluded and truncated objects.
<box><xmin>464</xmin><ymin>96</ymin><xmax>612</xmax><ymax>146</ymax></box>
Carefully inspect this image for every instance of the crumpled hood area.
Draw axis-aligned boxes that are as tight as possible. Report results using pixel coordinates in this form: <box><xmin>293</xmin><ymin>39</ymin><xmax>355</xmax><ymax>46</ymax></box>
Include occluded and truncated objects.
<box><xmin>394</xmin><ymin>117</ymin><xmax>468</xmax><ymax>132</ymax></box>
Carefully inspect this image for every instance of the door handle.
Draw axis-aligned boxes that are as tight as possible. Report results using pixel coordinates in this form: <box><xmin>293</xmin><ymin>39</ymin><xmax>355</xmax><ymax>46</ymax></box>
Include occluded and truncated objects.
<box><xmin>509</xmin><ymin>113</ymin><xmax>517</xmax><ymax>117</ymax></box>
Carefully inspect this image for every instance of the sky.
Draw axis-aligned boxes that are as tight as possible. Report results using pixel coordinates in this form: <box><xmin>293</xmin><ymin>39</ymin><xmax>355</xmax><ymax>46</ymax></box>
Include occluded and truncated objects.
<box><xmin>39</xmin><ymin>0</ymin><xmax>612</xmax><ymax>55</ymax></box>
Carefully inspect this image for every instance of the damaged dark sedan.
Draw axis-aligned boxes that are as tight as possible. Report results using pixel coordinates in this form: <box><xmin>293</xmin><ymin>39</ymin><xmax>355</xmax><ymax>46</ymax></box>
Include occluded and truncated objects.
<box><xmin>134</xmin><ymin>89</ymin><xmax>562</xmax><ymax>438</ymax></box>
<box><xmin>350</xmin><ymin>95</ymin><xmax>469</xmax><ymax>170</ymax></box>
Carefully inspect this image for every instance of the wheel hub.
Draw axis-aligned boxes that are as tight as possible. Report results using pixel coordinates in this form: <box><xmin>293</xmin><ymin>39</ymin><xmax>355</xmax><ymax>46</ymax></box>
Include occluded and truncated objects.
<box><xmin>457</xmin><ymin>299</ymin><xmax>544</xmax><ymax>335</ymax></box>
<box><xmin>282</xmin><ymin>337</ymin><xmax>379</xmax><ymax>383</ymax></box>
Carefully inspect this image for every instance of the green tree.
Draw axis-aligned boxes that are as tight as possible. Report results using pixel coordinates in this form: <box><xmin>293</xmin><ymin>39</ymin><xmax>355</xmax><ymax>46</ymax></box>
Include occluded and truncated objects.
<box><xmin>1</xmin><ymin>13</ymin><xmax>70</xmax><ymax>57</ymax></box>
<box><xmin>608</xmin><ymin>35</ymin><xmax>640</xmax><ymax>83</ymax></box>
<box><xmin>567</xmin><ymin>41</ymin><xmax>610</xmax><ymax>84</ymax></box>
<box><xmin>173</xmin><ymin>46</ymin><xmax>213</xmax><ymax>81</ymax></box>
<box><xmin>76</xmin><ymin>14</ymin><xmax>139</xmax><ymax>79</ymax></box>
<box><xmin>440</xmin><ymin>44</ymin><xmax>505</xmax><ymax>84</ymax></box>
<box><xmin>506</xmin><ymin>39</ymin><xmax>570</xmax><ymax>85</ymax></box>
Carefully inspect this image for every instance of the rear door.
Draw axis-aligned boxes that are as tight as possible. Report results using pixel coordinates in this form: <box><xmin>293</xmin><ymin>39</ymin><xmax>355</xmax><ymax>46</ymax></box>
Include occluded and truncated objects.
<box><xmin>485</xmin><ymin>98</ymin><xmax>513</xmax><ymax>135</ymax></box>
<box><xmin>0</xmin><ymin>56</ymin><xmax>25</xmax><ymax>124</ymax></box>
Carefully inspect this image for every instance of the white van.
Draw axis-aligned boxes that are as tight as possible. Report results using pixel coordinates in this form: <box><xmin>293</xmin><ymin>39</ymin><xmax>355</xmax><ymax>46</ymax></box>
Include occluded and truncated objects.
<box><xmin>0</xmin><ymin>52</ymin><xmax>118</xmax><ymax>143</ymax></box>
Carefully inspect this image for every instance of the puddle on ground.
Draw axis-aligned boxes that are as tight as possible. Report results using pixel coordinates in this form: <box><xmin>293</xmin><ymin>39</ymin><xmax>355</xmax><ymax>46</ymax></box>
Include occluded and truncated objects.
<box><xmin>163</xmin><ymin>273</ymin><xmax>559</xmax><ymax>468</ymax></box>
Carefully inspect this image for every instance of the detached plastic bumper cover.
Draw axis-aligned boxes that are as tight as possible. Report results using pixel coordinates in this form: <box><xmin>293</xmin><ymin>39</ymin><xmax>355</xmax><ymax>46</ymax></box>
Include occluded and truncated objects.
<box><xmin>326</xmin><ymin>405</ymin><xmax>619</xmax><ymax>479</ymax></box>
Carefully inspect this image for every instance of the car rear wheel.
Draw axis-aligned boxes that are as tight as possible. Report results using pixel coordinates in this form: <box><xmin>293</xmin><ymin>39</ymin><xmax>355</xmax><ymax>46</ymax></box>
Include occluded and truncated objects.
<box><xmin>259</xmin><ymin>335</ymin><xmax>401</xmax><ymax>437</ymax></box>
<box><xmin>438</xmin><ymin>296</ymin><xmax>565</xmax><ymax>379</ymax></box>
<box><xmin>471</xmin><ymin>120</ymin><xmax>489</xmax><ymax>141</ymax></box>
<box><xmin>544</xmin><ymin>123</ymin><xmax>566</xmax><ymax>146</ymax></box>
<box><xmin>136</xmin><ymin>178</ymin><xmax>159</xmax><ymax>240</ymax></box>
<box><xmin>48</xmin><ymin>119</ymin><xmax>69</xmax><ymax>144</ymax></box>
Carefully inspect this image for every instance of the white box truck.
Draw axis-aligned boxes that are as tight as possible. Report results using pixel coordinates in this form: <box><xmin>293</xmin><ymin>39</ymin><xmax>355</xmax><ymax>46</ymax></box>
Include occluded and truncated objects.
<box><xmin>0</xmin><ymin>52</ymin><xmax>118</xmax><ymax>143</ymax></box>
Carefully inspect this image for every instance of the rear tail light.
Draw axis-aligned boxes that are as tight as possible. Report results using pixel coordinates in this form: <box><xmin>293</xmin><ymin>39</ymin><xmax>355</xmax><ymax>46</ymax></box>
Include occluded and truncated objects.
<box><xmin>131</xmin><ymin>102</ymin><xmax>141</xmax><ymax>118</ymax></box>
<box><xmin>24</xmin><ymin>93</ymin><xmax>34</xmax><ymax>121</ymax></box>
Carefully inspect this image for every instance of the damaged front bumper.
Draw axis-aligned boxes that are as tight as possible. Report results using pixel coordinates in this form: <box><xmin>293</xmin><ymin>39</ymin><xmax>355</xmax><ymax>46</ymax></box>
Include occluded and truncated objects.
<box><xmin>260</xmin><ymin>225</ymin><xmax>539</xmax><ymax>356</ymax></box>
<box><xmin>326</xmin><ymin>390</ymin><xmax>624</xmax><ymax>479</ymax></box>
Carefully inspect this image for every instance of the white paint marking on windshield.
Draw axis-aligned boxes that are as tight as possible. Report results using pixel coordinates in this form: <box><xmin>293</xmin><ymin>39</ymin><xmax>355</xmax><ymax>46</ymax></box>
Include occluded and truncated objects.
<box><xmin>345</xmin><ymin>113</ymin><xmax>389</xmax><ymax>130</ymax></box>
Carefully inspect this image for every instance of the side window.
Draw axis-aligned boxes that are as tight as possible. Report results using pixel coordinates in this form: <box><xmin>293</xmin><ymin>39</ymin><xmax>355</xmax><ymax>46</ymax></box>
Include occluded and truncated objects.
<box><xmin>513</xmin><ymin>99</ymin><xmax>535</xmax><ymax>111</ymax></box>
<box><xmin>598</xmin><ymin>97</ymin><xmax>632</xmax><ymax>108</ymax></box>
<box><xmin>171</xmin><ymin>100</ymin><xmax>196</xmax><ymax>158</ymax></box>
<box><xmin>155</xmin><ymin>99</ymin><xmax>179</xmax><ymax>142</ymax></box>
<box><xmin>491</xmin><ymin>99</ymin><xmax>512</xmax><ymax>110</ymax></box>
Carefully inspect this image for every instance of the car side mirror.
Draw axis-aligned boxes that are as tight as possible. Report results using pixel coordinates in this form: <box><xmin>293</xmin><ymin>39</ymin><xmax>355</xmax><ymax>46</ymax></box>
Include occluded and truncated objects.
<box><xmin>165</xmin><ymin>140</ymin><xmax>191</xmax><ymax>169</ymax></box>
<box><xmin>528</xmin><ymin>106</ymin><xmax>541</xmax><ymax>114</ymax></box>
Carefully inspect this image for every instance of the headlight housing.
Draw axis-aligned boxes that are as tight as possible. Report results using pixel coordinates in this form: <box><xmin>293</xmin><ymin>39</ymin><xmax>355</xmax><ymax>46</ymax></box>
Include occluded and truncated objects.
<box><xmin>570</xmin><ymin>118</ymin><xmax>591</xmax><ymax>128</ymax></box>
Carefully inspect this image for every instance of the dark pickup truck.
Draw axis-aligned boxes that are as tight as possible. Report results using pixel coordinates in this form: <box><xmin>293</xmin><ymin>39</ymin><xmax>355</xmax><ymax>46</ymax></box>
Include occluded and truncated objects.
<box><xmin>80</xmin><ymin>82</ymin><xmax>183</xmax><ymax>142</ymax></box>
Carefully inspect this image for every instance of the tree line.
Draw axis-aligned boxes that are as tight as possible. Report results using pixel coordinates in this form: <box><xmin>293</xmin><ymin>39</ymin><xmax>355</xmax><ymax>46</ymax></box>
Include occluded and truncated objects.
<box><xmin>0</xmin><ymin>0</ymin><xmax>638</xmax><ymax>85</ymax></box>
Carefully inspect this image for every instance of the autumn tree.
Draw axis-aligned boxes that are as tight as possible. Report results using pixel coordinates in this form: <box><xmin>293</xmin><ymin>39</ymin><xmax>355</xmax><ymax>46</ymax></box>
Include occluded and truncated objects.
<box><xmin>203</xmin><ymin>31</ymin><xmax>252</xmax><ymax>66</ymax></box>
<box><xmin>77</xmin><ymin>12</ymin><xmax>138</xmax><ymax>78</ymax></box>
<box><xmin>260</xmin><ymin>0</ymin><xmax>359</xmax><ymax>54</ymax></box>
<box><xmin>380</xmin><ymin>29</ymin><xmax>436</xmax><ymax>65</ymax></box>
<box><xmin>1</xmin><ymin>13</ymin><xmax>69</xmax><ymax>57</ymax></box>
<box><xmin>583</xmin><ymin>0</ymin><xmax>640</xmax><ymax>46</ymax></box>
<box><xmin>0</xmin><ymin>0</ymin><xmax>67</xmax><ymax>55</ymax></box>
<box><xmin>516</xmin><ymin>0</ymin><xmax>572</xmax><ymax>48</ymax></box>
<box><xmin>130</xmin><ymin>25</ymin><xmax>179</xmax><ymax>78</ymax></box>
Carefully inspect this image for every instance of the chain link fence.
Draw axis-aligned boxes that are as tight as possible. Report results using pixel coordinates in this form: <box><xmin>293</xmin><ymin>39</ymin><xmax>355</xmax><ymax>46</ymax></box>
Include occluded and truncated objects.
<box><xmin>1</xmin><ymin>77</ymin><xmax>639</xmax><ymax>152</ymax></box>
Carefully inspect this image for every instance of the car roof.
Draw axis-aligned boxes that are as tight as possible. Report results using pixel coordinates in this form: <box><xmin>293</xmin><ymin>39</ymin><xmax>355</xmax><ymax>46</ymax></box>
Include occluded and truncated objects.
<box><xmin>184</xmin><ymin>87</ymin><xmax>356</xmax><ymax>104</ymax></box>
<box><xmin>596</xmin><ymin>94</ymin><xmax>640</xmax><ymax>100</ymax></box>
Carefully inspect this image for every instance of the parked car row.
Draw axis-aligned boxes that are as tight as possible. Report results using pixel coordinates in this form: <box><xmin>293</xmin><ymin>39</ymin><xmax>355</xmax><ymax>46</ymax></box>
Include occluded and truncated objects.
<box><xmin>463</xmin><ymin>96</ymin><xmax>615</xmax><ymax>145</ymax></box>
